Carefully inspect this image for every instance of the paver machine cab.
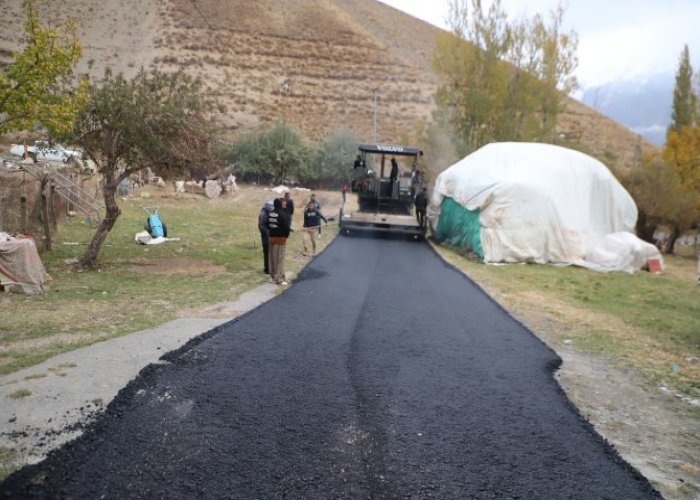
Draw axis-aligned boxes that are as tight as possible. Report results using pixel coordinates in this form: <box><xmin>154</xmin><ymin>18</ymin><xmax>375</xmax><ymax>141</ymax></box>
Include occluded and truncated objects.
<box><xmin>339</xmin><ymin>144</ymin><xmax>425</xmax><ymax>238</ymax></box>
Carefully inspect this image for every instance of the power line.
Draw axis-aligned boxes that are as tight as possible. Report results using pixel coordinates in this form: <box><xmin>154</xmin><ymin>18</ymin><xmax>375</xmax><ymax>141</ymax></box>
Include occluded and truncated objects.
<box><xmin>187</xmin><ymin>0</ymin><xmax>215</xmax><ymax>33</ymax></box>
<box><xmin>185</xmin><ymin>0</ymin><xmax>230</xmax><ymax>54</ymax></box>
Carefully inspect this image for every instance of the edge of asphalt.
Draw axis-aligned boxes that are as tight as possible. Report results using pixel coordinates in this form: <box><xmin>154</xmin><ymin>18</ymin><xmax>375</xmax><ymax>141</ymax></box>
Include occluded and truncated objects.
<box><xmin>0</xmin><ymin>281</ymin><xmax>281</xmax><ymax>471</ymax></box>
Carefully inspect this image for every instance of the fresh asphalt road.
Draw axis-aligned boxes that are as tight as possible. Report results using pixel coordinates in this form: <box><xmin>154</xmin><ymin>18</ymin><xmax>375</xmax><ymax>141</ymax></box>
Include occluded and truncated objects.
<box><xmin>1</xmin><ymin>235</ymin><xmax>659</xmax><ymax>499</ymax></box>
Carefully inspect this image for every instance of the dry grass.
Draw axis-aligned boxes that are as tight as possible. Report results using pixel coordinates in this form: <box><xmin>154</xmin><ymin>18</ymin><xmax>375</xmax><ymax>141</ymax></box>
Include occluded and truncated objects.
<box><xmin>0</xmin><ymin>0</ymin><xmax>654</xmax><ymax>172</ymax></box>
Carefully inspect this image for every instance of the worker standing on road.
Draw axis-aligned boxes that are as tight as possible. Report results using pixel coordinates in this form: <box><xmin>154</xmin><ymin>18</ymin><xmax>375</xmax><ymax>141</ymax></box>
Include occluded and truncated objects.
<box><xmin>341</xmin><ymin>184</ymin><xmax>348</xmax><ymax>203</ymax></box>
<box><xmin>266</xmin><ymin>198</ymin><xmax>291</xmax><ymax>285</ymax></box>
<box><xmin>258</xmin><ymin>200</ymin><xmax>274</xmax><ymax>274</ymax></box>
<box><xmin>308</xmin><ymin>193</ymin><xmax>321</xmax><ymax>235</ymax></box>
<box><xmin>283</xmin><ymin>191</ymin><xmax>295</xmax><ymax>232</ymax></box>
<box><xmin>302</xmin><ymin>201</ymin><xmax>327</xmax><ymax>257</ymax></box>
<box><xmin>415</xmin><ymin>187</ymin><xmax>428</xmax><ymax>228</ymax></box>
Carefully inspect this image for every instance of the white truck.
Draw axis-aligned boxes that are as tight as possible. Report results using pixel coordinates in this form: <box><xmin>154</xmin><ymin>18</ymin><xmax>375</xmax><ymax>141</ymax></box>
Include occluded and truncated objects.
<box><xmin>9</xmin><ymin>141</ymin><xmax>82</xmax><ymax>163</ymax></box>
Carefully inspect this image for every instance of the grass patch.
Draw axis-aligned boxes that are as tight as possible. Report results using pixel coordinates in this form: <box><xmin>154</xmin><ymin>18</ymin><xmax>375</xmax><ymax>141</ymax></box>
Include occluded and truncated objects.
<box><xmin>0</xmin><ymin>186</ymin><xmax>340</xmax><ymax>375</ymax></box>
<box><xmin>23</xmin><ymin>373</ymin><xmax>47</xmax><ymax>380</ymax></box>
<box><xmin>8</xmin><ymin>389</ymin><xmax>31</xmax><ymax>399</ymax></box>
<box><xmin>434</xmin><ymin>244</ymin><xmax>700</xmax><ymax>399</ymax></box>
<box><xmin>0</xmin><ymin>447</ymin><xmax>18</xmax><ymax>481</ymax></box>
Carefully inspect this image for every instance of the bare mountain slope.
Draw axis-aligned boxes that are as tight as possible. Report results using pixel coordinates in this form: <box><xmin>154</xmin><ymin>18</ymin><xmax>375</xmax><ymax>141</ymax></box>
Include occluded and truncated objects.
<box><xmin>0</xmin><ymin>0</ymin><xmax>655</xmax><ymax>170</ymax></box>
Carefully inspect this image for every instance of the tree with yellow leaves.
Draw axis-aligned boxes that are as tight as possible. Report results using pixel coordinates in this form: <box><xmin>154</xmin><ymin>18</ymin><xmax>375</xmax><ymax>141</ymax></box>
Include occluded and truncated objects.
<box><xmin>433</xmin><ymin>0</ymin><xmax>577</xmax><ymax>155</ymax></box>
<box><xmin>623</xmin><ymin>152</ymin><xmax>697</xmax><ymax>253</ymax></box>
<box><xmin>0</xmin><ymin>0</ymin><xmax>86</xmax><ymax>137</ymax></box>
<box><xmin>663</xmin><ymin>126</ymin><xmax>700</xmax><ymax>209</ymax></box>
<box><xmin>665</xmin><ymin>44</ymin><xmax>699</xmax><ymax>203</ymax></box>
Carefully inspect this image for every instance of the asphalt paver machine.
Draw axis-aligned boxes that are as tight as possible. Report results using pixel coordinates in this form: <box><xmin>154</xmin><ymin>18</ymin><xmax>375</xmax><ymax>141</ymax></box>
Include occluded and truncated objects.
<box><xmin>339</xmin><ymin>144</ymin><xmax>425</xmax><ymax>238</ymax></box>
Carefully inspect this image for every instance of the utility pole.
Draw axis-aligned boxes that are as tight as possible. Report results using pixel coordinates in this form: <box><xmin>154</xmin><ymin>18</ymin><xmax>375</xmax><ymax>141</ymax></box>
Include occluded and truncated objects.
<box><xmin>372</xmin><ymin>88</ymin><xmax>379</xmax><ymax>144</ymax></box>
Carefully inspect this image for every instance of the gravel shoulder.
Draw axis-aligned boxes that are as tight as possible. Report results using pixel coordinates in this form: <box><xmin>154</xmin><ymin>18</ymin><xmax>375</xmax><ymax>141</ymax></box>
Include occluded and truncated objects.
<box><xmin>553</xmin><ymin>347</ymin><xmax>700</xmax><ymax>499</ymax></box>
<box><xmin>471</xmin><ymin>278</ymin><xmax>700</xmax><ymax>500</ymax></box>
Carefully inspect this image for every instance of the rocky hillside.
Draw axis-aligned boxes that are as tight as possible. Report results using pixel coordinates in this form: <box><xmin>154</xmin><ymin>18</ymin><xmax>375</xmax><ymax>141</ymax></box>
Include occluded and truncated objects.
<box><xmin>0</xmin><ymin>0</ymin><xmax>656</xmax><ymax>172</ymax></box>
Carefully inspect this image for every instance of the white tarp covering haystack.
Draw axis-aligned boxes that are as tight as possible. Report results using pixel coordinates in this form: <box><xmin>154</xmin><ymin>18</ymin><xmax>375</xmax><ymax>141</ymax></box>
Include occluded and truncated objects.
<box><xmin>430</xmin><ymin>142</ymin><xmax>663</xmax><ymax>273</ymax></box>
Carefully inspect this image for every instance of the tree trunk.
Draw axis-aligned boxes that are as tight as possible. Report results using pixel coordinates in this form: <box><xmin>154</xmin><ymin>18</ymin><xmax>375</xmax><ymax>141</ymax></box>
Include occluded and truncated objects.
<box><xmin>664</xmin><ymin>224</ymin><xmax>681</xmax><ymax>255</ymax></box>
<box><xmin>50</xmin><ymin>184</ymin><xmax>57</xmax><ymax>231</ymax></box>
<box><xmin>636</xmin><ymin>210</ymin><xmax>656</xmax><ymax>243</ymax></box>
<box><xmin>79</xmin><ymin>172</ymin><xmax>121</xmax><ymax>268</ymax></box>
<box><xmin>277</xmin><ymin>162</ymin><xmax>287</xmax><ymax>186</ymax></box>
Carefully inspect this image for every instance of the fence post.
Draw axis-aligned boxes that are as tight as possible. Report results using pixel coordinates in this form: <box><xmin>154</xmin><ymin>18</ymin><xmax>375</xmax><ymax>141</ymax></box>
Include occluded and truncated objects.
<box><xmin>41</xmin><ymin>177</ymin><xmax>51</xmax><ymax>250</ymax></box>
<box><xmin>50</xmin><ymin>183</ymin><xmax>57</xmax><ymax>231</ymax></box>
<box><xmin>20</xmin><ymin>196</ymin><xmax>27</xmax><ymax>233</ymax></box>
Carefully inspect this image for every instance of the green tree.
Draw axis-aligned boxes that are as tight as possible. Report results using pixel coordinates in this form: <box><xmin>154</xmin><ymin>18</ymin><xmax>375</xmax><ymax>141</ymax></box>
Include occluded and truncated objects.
<box><xmin>62</xmin><ymin>68</ymin><xmax>222</xmax><ymax>268</ymax></box>
<box><xmin>0</xmin><ymin>0</ymin><xmax>86</xmax><ymax>136</ymax></box>
<box><xmin>669</xmin><ymin>44</ymin><xmax>697</xmax><ymax>133</ymax></box>
<box><xmin>433</xmin><ymin>0</ymin><xmax>577</xmax><ymax>155</ymax></box>
<box><xmin>227</xmin><ymin>132</ymin><xmax>276</xmax><ymax>184</ymax></box>
<box><xmin>309</xmin><ymin>128</ymin><xmax>361</xmax><ymax>188</ymax></box>
<box><xmin>227</xmin><ymin>122</ymin><xmax>310</xmax><ymax>185</ymax></box>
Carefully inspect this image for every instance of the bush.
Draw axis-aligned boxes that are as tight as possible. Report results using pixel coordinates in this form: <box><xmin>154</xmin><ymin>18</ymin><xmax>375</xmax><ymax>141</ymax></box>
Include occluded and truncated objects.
<box><xmin>223</xmin><ymin>122</ymin><xmax>311</xmax><ymax>185</ymax></box>
<box><xmin>306</xmin><ymin>128</ymin><xmax>361</xmax><ymax>188</ymax></box>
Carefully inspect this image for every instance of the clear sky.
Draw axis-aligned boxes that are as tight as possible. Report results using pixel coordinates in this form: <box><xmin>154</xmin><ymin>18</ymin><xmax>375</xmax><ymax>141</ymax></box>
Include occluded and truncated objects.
<box><xmin>377</xmin><ymin>0</ymin><xmax>700</xmax><ymax>89</ymax></box>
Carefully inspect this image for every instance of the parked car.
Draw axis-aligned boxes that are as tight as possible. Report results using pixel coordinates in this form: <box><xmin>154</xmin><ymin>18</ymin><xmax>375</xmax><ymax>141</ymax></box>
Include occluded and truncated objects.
<box><xmin>9</xmin><ymin>141</ymin><xmax>82</xmax><ymax>163</ymax></box>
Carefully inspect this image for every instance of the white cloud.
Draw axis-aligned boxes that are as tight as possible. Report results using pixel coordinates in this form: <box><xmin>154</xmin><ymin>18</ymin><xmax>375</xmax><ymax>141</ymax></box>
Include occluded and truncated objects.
<box><xmin>575</xmin><ymin>1</ymin><xmax>700</xmax><ymax>86</ymax></box>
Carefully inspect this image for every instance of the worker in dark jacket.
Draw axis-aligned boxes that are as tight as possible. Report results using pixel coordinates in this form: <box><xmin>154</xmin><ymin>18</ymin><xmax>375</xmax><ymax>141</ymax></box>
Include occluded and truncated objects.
<box><xmin>266</xmin><ymin>198</ymin><xmax>292</xmax><ymax>285</ymax></box>
<box><xmin>389</xmin><ymin>157</ymin><xmax>399</xmax><ymax>198</ymax></box>
<box><xmin>284</xmin><ymin>191</ymin><xmax>295</xmax><ymax>218</ymax></box>
<box><xmin>258</xmin><ymin>200</ymin><xmax>273</xmax><ymax>274</ymax></box>
<box><xmin>302</xmin><ymin>201</ymin><xmax>327</xmax><ymax>256</ymax></box>
<box><xmin>353</xmin><ymin>154</ymin><xmax>364</xmax><ymax>169</ymax></box>
<box><xmin>415</xmin><ymin>187</ymin><xmax>428</xmax><ymax>228</ymax></box>
<box><xmin>309</xmin><ymin>193</ymin><xmax>322</xmax><ymax>234</ymax></box>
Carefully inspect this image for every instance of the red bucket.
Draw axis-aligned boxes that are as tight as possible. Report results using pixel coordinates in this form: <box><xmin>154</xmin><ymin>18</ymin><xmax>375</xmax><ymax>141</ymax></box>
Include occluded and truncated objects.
<box><xmin>647</xmin><ymin>258</ymin><xmax>662</xmax><ymax>274</ymax></box>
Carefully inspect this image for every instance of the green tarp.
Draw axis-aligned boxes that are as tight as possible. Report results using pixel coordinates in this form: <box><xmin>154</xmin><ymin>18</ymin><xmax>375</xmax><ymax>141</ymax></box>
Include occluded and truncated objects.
<box><xmin>433</xmin><ymin>197</ymin><xmax>483</xmax><ymax>259</ymax></box>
